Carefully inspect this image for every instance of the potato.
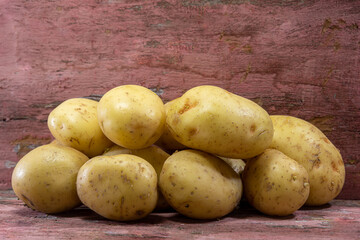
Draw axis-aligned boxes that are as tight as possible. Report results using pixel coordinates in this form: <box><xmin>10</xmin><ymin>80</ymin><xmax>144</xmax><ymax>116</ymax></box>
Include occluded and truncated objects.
<box><xmin>242</xmin><ymin>149</ymin><xmax>310</xmax><ymax>216</ymax></box>
<box><xmin>159</xmin><ymin>149</ymin><xmax>242</xmax><ymax>219</ymax></box>
<box><xmin>48</xmin><ymin>98</ymin><xmax>113</xmax><ymax>157</ymax></box>
<box><xmin>11</xmin><ymin>144</ymin><xmax>89</xmax><ymax>213</ymax></box>
<box><xmin>103</xmin><ymin>145</ymin><xmax>170</xmax><ymax>210</ymax></box>
<box><xmin>270</xmin><ymin>115</ymin><xmax>345</xmax><ymax>206</ymax></box>
<box><xmin>97</xmin><ymin>85</ymin><xmax>166</xmax><ymax>149</ymax></box>
<box><xmin>166</xmin><ymin>86</ymin><xmax>273</xmax><ymax>159</ymax></box>
<box><xmin>77</xmin><ymin>154</ymin><xmax>158</xmax><ymax>221</ymax></box>
<box><xmin>155</xmin><ymin>100</ymin><xmax>187</xmax><ymax>151</ymax></box>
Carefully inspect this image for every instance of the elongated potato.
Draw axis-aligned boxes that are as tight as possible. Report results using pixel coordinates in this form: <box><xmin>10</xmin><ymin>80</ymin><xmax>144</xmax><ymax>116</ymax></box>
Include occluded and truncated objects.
<box><xmin>243</xmin><ymin>149</ymin><xmax>310</xmax><ymax>216</ymax></box>
<box><xmin>103</xmin><ymin>145</ymin><xmax>170</xmax><ymax>210</ymax></box>
<box><xmin>166</xmin><ymin>86</ymin><xmax>273</xmax><ymax>159</ymax></box>
<box><xmin>97</xmin><ymin>85</ymin><xmax>166</xmax><ymax>149</ymax></box>
<box><xmin>77</xmin><ymin>154</ymin><xmax>158</xmax><ymax>221</ymax></box>
<box><xmin>159</xmin><ymin>149</ymin><xmax>242</xmax><ymax>219</ymax></box>
<box><xmin>12</xmin><ymin>144</ymin><xmax>89</xmax><ymax>213</ymax></box>
<box><xmin>270</xmin><ymin>115</ymin><xmax>345</xmax><ymax>206</ymax></box>
<box><xmin>48</xmin><ymin>98</ymin><xmax>113</xmax><ymax>157</ymax></box>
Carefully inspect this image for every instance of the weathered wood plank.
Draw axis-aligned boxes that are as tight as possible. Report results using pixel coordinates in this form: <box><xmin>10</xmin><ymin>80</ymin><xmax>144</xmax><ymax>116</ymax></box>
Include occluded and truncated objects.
<box><xmin>0</xmin><ymin>0</ymin><xmax>359</xmax><ymax>198</ymax></box>
<box><xmin>0</xmin><ymin>190</ymin><xmax>359</xmax><ymax>240</ymax></box>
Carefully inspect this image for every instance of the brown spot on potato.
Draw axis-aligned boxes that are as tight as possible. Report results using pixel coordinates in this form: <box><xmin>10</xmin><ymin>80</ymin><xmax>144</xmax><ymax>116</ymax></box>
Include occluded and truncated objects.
<box><xmin>331</xmin><ymin>161</ymin><xmax>339</xmax><ymax>173</ymax></box>
<box><xmin>266</xmin><ymin>182</ymin><xmax>272</xmax><ymax>191</ymax></box>
<box><xmin>250</xmin><ymin>124</ymin><xmax>256</xmax><ymax>133</ymax></box>
<box><xmin>139</xmin><ymin>194</ymin><xmax>148</xmax><ymax>200</ymax></box>
<box><xmin>178</xmin><ymin>98</ymin><xmax>198</xmax><ymax>114</ymax></box>
<box><xmin>69</xmin><ymin>137</ymin><xmax>80</xmax><ymax>144</ymax></box>
<box><xmin>121</xmin><ymin>175</ymin><xmax>132</xmax><ymax>184</ymax></box>
<box><xmin>188</xmin><ymin>127</ymin><xmax>198</xmax><ymax>137</ymax></box>
<box><xmin>310</xmin><ymin>157</ymin><xmax>321</xmax><ymax>169</ymax></box>
<box><xmin>320</xmin><ymin>176</ymin><xmax>327</xmax><ymax>184</ymax></box>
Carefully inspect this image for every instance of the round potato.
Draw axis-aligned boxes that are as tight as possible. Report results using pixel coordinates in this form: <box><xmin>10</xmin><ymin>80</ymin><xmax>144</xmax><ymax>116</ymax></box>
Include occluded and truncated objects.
<box><xmin>48</xmin><ymin>98</ymin><xmax>113</xmax><ymax>157</ymax></box>
<box><xmin>97</xmin><ymin>85</ymin><xmax>166</xmax><ymax>149</ymax></box>
<box><xmin>243</xmin><ymin>149</ymin><xmax>310</xmax><ymax>216</ymax></box>
<box><xmin>11</xmin><ymin>144</ymin><xmax>89</xmax><ymax>213</ymax></box>
<box><xmin>155</xmin><ymin>99</ymin><xmax>187</xmax><ymax>151</ymax></box>
<box><xmin>166</xmin><ymin>86</ymin><xmax>273</xmax><ymax>159</ymax></box>
<box><xmin>270</xmin><ymin>115</ymin><xmax>345</xmax><ymax>206</ymax></box>
<box><xmin>77</xmin><ymin>154</ymin><xmax>158</xmax><ymax>221</ymax></box>
<box><xmin>159</xmin><ymin>149</ymin><xmax>242</xmax><ymax>219</ymax></box>
<box><xmin>103</xmin><ymin>145</ymin><xmax>170</xmax><ymax>210</ymax></box>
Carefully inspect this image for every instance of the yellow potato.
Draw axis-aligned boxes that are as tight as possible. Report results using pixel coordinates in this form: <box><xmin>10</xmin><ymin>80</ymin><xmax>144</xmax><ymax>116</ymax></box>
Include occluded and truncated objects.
<box><xmin>48</xmin><ymin>98</ymin><xmax>113</xmax><ymax>157</ymax></box>
<box><xmin>103</xmin><ymin>145</ymin><xmax>170</xmax><ymax>210</ymax></box>
<box><xmin>159</xmin><ymin>149</ymin><xmax>243</xmax><ymax>219</ymax></box>
<box><xmin>97</xmin><ymin>85</ymin><xmax>166</xmax><ymax>149</ymax></box>
<box><xmin>270</xmin><ymin>115</ymin><xmax>345</xmax><ymax>206</ymax></box>
<box><xmin>11</xmin><ymin>144</ymin><xmax>89</xmax><ymax>213</ymax></box>
<box><xmin>155</xmin><ymin>100</ymin><xmax>187</xmax><ymax>151</ymax></box>
<box><xmin>166</xmin><ymin>86</ymin><xmax>273</xmax><ymax>159</ymax></box>
<box><xmin>77</xmin><ymin>154</ymin><xmax>158</xmax><ymax>221</ymax></box>
<box><xmin>243</xmin><ymin>149</ymin><xmax>310</xmax><ymax>216</ymax></box>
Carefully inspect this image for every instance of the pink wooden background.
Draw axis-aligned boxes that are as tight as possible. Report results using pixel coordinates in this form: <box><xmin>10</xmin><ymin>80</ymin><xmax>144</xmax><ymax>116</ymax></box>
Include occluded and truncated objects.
<box><xmin>0</xmin><ymin>0</ymin><xmax>359</xmax><ymax>199</ymax></box>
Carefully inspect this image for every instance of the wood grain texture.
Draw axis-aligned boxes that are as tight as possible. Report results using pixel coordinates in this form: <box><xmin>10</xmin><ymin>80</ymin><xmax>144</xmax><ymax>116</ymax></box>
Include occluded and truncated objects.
<box><xmin>0</xmin><ymin>0</ymin><xmax>359</xmax><ymax>198</ymax></box>
<box><xmin>1</xmin><ymin>190</ymin><xmax>360</xmax><ymax>240</ymax></box>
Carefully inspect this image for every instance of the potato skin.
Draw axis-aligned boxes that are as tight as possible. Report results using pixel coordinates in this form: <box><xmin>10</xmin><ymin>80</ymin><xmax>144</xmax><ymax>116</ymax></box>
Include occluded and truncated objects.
<box><xmin>243</xmin><ymin>149</ymin><xmax>310</xmax><ymax>216</ymax></box>
<box><xmin>155</xmin><ymin>100</ymin><xmax>187</xmax><ymax>151</ymax></box>
<box><xmin>97</xmin><ymin>85</ymin><xmax>165</xmax><ymax>149</ymax></box>
<box><xmin>166</xmin><ymin>86</ymin><xmax>273</xmax><ymax>159</ymax></box>
<box><xmin>76</xmin><ymin>154</ymin><xmax>158</xmax><ymax>221</ymax></box>
<box><xmin>11</xmin><ymin>144</ymin><xmax>89</xmax><ymax>213</ymax></box>
<box><xmin>47</xmin><ymin>98</ymin><xmax>113</xmax><ymax>157</ymax></box>
<box><xmin>270</xmin><ymin>115</ymin><xmax>345</xmax><ymax>206</ymax></box>
<box><xmin>159</xmin><ymin>149</ymin><xmax>242</xmax><ymax>219</ymax></box>
<box><xmin>103</xmin><ymin>145</ymin><xmax>170</xmax><ymax>210</ymax></box>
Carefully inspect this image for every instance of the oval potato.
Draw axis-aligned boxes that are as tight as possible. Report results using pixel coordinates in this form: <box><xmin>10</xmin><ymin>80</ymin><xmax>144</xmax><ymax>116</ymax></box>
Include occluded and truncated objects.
<box><xmin>270</xmin><ymin>115</ymin><xmax>345</xmax><ymax>206</ymax></box>
<box><xmin>97</xmin><ymin>85</ymin><xmax>165</xmax><ymax>149</ymax></box>
<box><xmin>11</xmin><ymin>144</ymin><xmax>89</xmax><ymax>213</ymax></box>
<box><xmin>77</xmin><ymin>154</ymin><xmax>158</xmax><ymax>221</ymax></box>
<box><xmin>159</xmin><ymin>149</ymin><xmax>242</xmax><ymax>219</ymax></box>
<box><xmin>243</xmin><ymin>149</ymin><xmax>310</xmax><ymax>216</ymax></box>
<box><xmin>166</xmin><ymin>86</ymin><xmax>273</xmax><ymax>159</ymax></box>
<box><xmin>48</xmin><ymin>98</ymin><xmax>113</xmax><ymax>157</ymax></box>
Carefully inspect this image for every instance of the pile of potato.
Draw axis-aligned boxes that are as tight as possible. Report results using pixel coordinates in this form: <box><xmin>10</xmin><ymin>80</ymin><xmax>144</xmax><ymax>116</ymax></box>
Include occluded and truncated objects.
<box><xmin>11</xmin><ymin>85</ymin><xmax>345</xmax><ymax>220</ymax></box>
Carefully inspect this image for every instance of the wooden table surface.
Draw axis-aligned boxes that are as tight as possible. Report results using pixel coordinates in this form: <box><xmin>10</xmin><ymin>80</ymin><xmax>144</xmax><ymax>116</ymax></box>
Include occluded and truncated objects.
<box><xmin>1</xmin><ymin>190</ymin><xmax>359</xmax><ymax>240</ymax></box>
